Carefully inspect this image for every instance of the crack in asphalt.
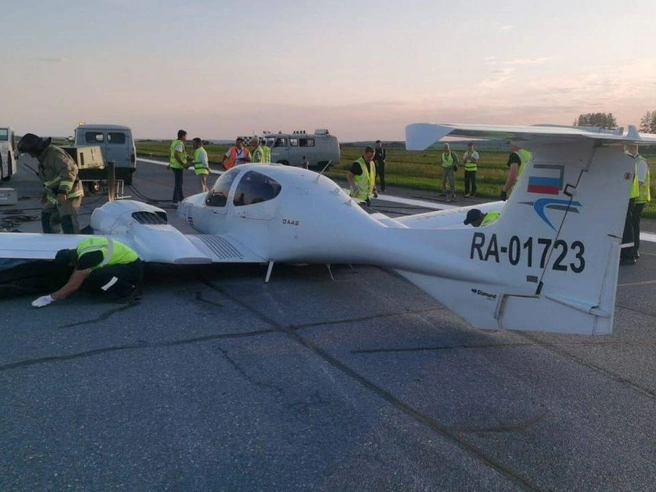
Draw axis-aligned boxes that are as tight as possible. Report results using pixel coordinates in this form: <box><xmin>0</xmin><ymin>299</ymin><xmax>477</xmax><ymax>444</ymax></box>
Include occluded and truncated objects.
<box><xmin>457</xmin><ymin>414</ymin><xmax>547</xmax><ymax>434</ymax></box>
<box><xmin>352</xmin><ymin>338</ymin><xmax>656</xmax><ymax>354</ymax></box>
<box><xmin>517</xmin><ymin>332</ymin><xmax>656</xmax><ymax>401</ymax></box>
<box><xmin>0</xmin><ymin>329</ymin><xmax>275</xmax><ymax>372</ymax></box>
<box><xmin>200</xmin><ymin>278</ymin><xmax>543</xmax><ymax>492</ymax></box>
<box><xmin>58</xmin><ymin>303</ymin><xmax>139</xmax><ymax>328</ymax></box>
<box><xmin>288</xmin><ymin>307</ymin><xmax>444</xmax><ymax>331</ymax></box>
<box><xmin>216</xmin><ymin>346</ymin><xmax>285</xmax><ymax>396</ymax></box>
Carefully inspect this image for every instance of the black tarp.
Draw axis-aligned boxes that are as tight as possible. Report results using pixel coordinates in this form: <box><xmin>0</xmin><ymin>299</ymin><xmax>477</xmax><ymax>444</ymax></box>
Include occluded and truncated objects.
<box><xmin>0</xmin><ymin>259</ymin><xmax>72</xmax><ymax>298</ymax></box>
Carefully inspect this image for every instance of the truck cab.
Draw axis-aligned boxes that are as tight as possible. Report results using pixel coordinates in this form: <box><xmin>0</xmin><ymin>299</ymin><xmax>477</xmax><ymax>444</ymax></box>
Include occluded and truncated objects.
<box><xmin>74</xmin><ymin>124</ymin><xmax>136</xmax><ymax>184</ymax></box>
<box><xmin>264</xmin><ymin>129</ymin><xmax>339</xmax><ymax>170</ymax></box>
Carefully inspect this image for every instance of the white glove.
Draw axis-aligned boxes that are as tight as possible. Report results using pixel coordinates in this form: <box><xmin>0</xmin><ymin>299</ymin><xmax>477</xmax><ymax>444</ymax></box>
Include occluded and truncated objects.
<box><xmin>32</xmin><ymin>295</ymin><xmax>55</xmax><ymax>308</ymax></box>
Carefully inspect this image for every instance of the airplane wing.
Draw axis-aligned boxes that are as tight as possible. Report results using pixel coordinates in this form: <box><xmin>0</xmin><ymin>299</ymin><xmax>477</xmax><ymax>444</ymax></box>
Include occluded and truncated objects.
<box><xmin>0</xmin><ymin>231</ymin><xmax>267</xmax><ymax>264</ymax></box>
<box><xmin>406</xmin><ymin>123</ymin><xmax>656</xmax><ymax>150</ymax></box>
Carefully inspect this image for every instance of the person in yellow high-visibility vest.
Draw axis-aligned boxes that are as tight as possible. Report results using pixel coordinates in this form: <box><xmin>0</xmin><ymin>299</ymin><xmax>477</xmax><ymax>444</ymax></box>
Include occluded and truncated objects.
<box><xmin>463</xmin><ymin>142</ymin><xmax>480</xmax><ymax>197</ymax></box>
<box><xmin>440</xmin><ymin>143</ymin><xmax>459</xmax><ymax>201</ymax></box>
<box><xmin>463</xmin><ymin>208</ymin><xmax>500</xmax><ymax>227</ymax></box>
<box><xmin>191</xmin><ymin>137</ymin><xmax>210</xmax><ymax>192</ymax></box>
<box><xmin>501</xmin><ymin>142</ymin><xmax>532</xmax><ymax>200</ymax></box>
<box><xmin>622</xmin><ymin>144</ymin><xmax>650</xmax><ymax>264</ymax></box>
<box><xmin>31</xmin><ymin>237</ymin><xmax>143</xmax><ymax>307</ymax></box>
<box><xmin>169</xmin><ymin>129</ymin><xmax>189</xmax><ymax>206</ymax></box>
<box><xmin>347</xmin><ymin>146</ymin><xmax>377</xmax><ymax>206</ymax></box>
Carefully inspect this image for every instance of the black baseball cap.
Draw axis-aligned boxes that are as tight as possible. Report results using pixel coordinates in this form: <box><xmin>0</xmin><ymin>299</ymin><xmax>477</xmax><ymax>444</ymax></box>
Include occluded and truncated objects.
<box><xmin>464</xmin><ymin>209</ymin><xmax>484</xmax><ymax>225</ymax></box>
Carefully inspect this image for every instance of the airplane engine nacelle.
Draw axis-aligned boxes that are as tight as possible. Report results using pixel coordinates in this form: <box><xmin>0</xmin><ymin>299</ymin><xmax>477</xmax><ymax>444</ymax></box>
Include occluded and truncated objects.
<box><xmin>90</xmin><ymin>200</ymin><xmax>168</xmax><ymax>235</ymax></box>
<box><xmin>90</xmin><ymin>200</ymin><xmax>212</xmax><ymax>264</ymax></box>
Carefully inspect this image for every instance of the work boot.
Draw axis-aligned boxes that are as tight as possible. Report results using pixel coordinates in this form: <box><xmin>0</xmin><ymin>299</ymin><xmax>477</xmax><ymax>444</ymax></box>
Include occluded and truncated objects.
<box><xmin>41</xmin><ymin>211</ymin><xmax>61</xmax><ymax>234</ymax></box>
<box><xmin>61</xmin><ymin>214</ymin><xmax>80</xmax><ymax>234</ymax></box>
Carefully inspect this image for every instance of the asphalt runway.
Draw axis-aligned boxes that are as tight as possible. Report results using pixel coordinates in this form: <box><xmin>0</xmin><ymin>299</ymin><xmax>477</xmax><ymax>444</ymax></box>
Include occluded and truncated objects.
<box><xmin>2</xmin><ymin>160</ymin><xmax>656</xmax><ymax>491</ymax></box>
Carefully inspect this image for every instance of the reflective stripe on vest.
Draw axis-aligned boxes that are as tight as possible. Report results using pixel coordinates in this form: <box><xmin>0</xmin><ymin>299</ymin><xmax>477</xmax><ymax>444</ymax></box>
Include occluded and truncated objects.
<box><xmin>252</xmin><ymin>146</ymin><xmax>264</xmax><ymax>163</ymax></box>
<box><xmin>77</xmin><ymin>237</ymin><xmax>138</xmax><ymax>271</ymax></box>
<box><xmin>482</xmin><ymin>211</ymin><xmax>500</xmax><ymax>226</ymax></box>
<box><xmin>224</xmin><ymin>147</ymin><xmax>250</xmax><ymax>169</ymax></box>
<box><xmin>350</xmin><ymin>157</ymin><xmax>376</xmax><ymax>201</ymax></box>
<box><xmin>638</xmin><ymin>162</ymin><xmax>651</xmax><ymax>203</ymax></box>
<box><xmin>170</xmin><ymin>140</ymin><xmax>187</xmax><ymax>169</ymax></box>
<box><xmin>464</xmin><ymin>151</ymin><xmax>478</xmax><ymax>172</ymax></box>
<box><xmin>440</xmin><ymin>152</ymin><xmax>454</xmax><ymax>168</ymax></box>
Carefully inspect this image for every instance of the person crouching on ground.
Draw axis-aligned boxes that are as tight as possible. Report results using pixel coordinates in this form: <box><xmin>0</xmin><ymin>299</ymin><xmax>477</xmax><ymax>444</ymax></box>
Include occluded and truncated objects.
<box><xmin>31</xmin><ymin>237</ymin><xmax>143</xmax><ymax>308</ymax></box>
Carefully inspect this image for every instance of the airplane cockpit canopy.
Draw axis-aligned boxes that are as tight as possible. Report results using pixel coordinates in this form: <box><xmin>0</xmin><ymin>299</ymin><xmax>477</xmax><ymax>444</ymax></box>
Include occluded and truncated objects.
<box><xmin>233</xmin><ymin>170</ymin><xmax>281</xmax><ymax>206</ymax></box>
<box><xmin>205</xmin><ymin>169</ymin><xmax>282</xmax><ymax>208</ymax></box>
<box><xmin>205</xmin><ymin>168</ymin><xmax>238</xmax><ymax>207</ymax></box>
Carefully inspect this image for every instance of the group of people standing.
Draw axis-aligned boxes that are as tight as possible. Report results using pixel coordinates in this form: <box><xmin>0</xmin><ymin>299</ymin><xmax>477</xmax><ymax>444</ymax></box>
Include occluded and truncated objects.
<box><xmin>439</xmin><ymin>142</ymin><xmax>481</xmax><ymax>201</ymax></box>
<box><xmin>169</xmin><ymin>131</ymin><xmax>273</xmax><ymax>206</ymax></box>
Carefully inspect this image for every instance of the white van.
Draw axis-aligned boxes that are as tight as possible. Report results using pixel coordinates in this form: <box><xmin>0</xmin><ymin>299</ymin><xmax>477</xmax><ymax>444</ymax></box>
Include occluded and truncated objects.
<box><xmin>264</xmin><ymin>129</ymin><xmax>339</xmax><ymax>169</ymax></box>
<box><xmin>74</xmin><ymin>124</ymin><xmax>136</xmax><ymax>184</ymax></box>
<box><xmin>0</xmin><ymin>127</ymin><xmax>17</xmax><ymax>181</ymax></box>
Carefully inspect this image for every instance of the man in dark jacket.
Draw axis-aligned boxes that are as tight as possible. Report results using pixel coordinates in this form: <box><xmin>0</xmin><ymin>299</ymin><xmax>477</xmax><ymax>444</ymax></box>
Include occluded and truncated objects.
<box><xmin>374</xmin><ymin>140</ymin><xmax>387</xmax><ymax>192</ymax></box>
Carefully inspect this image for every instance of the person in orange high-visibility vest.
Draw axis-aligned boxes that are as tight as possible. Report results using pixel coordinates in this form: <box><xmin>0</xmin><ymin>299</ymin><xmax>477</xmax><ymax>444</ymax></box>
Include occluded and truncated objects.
<box><xmin>222</xmin><ymin>137</ymin><xmax>251</xmax><ymax>170</ymax></box>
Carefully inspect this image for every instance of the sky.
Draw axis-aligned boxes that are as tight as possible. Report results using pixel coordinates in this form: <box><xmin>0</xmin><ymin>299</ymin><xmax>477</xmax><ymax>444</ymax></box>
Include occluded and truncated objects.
<box><xmin>2</xmin><ymin>0</ymin><xmax>655</xmax><ymax>141</ymax></box>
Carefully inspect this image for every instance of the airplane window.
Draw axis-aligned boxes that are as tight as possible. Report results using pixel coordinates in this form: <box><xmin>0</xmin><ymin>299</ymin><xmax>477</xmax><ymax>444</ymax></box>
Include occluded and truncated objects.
<box><xmin>85</xmin><ymin>132</ymin><xmax>104</xmax><ymax>143</ymax></box>
<box><xmin>206</xmin><ymin>169</ymin><xmax>239</xmax><ymax>207</ymax></box>
<box><xmin>233</xmin><ymin>171</ymin><xmax>282</xmax><ymax>207</ymax></box>
<box><xmin>108</xmin><ymin>132</ymin><xmax>126</xmax><ymax>144</ymax></box>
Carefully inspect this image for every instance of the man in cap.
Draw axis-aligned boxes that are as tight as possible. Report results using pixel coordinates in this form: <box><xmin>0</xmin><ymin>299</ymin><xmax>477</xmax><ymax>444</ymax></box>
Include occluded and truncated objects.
<box><xmin>222</xmin><ymin>137</ymin><xmax>251</xmax><ymax>170</ymax></box>
<box><xmin>31</xmin><ymin>237</ymin><xmax>143</xmax><ymax>308</ymax></box>
<box><xmin>16</xmin><ymin>133</ymin><xmax>84</xmax><ymax>234</ymax></box>
<box><xmin>463</xmin><ymin>208</ymin><xmax>500</xmax><ymax>228</ymax></box>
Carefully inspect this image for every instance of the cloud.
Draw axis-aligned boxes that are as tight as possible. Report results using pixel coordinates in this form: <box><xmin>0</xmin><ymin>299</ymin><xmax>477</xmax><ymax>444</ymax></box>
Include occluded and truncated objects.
<box><xmin>35</xmin><ymin>57</ymin><xmax>68</xmax><ymax>63</ymax></box>
<box><xmin>504</xmin><ymin>57</ymin><xmax>551</xmax><ymax>65</ymax></box>
<box><xmin>478</xmin><ymin>68</ymin><xmax>514</xmax><ymax>89</ymax></box>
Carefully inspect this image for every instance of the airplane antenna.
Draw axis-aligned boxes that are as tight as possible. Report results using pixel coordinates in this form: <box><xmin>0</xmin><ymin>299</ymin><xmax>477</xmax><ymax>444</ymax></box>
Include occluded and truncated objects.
<box><xmin>315</xmin><ymin>160</ymin><xmax>333</xmax><ymax>182</ymax></box>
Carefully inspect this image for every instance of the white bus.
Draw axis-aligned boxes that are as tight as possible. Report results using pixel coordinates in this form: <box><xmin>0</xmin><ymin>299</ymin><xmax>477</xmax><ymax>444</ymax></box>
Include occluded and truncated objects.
<box><xmin>264</xmin><ymin>129</ymin><xmax>340</xmax><ymax>169</ymax></box>
<box><xmin>0</xmin><ymin>127</ymin><xmax>17</xmax><ymax>181</ymax></box>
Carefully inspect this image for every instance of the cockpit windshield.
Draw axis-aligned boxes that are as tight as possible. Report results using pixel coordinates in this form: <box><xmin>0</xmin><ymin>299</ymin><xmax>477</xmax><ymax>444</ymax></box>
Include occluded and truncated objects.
<box><xmin>205</xmin><ymin>169</ymin><xmax>239</xmax><ymax>207</ymax></box>
<box><xmin>232</xmin><ymin>171</ymin><xmax>281</xmax><ymax>207</ymax></box>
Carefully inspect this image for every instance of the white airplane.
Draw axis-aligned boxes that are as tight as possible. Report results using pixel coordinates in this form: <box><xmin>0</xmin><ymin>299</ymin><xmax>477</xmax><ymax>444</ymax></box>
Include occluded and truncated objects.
<box><xmin>1</xmin><ymin>123</ymin><xmax>655</xmax><ymax>336</ymax></box>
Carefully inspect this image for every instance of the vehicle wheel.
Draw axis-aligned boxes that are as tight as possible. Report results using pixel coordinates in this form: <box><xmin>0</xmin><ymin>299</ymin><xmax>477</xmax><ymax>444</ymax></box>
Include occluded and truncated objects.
<box><xmin>85</xmin><ymin>181</ymin><xmax>100</xmax><ymax>194</ymax></box>
<box><xmin>124</xmin><ymin>172</ymin><xmax>133</xmax><ymax>186</ymax></box>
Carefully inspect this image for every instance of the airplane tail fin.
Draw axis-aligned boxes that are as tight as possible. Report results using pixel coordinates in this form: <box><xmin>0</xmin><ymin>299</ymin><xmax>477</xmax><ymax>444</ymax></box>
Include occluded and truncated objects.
<box><xmin>395</xmin><ymin>123</ymin><xmax>656</xmax><ymax>335</ymax></box>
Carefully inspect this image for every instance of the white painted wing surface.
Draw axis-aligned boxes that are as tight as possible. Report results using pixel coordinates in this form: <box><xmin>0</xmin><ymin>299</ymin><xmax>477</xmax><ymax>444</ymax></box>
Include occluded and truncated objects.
<box><xmin>405</xmin><ymin>123</ymin><xmax>656</xmax><ymax>150</ymax></box>
<box><xmin>0</xmin><ymin>233</ymin><xmax>95</xmax><ymax>260</ymax></box>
